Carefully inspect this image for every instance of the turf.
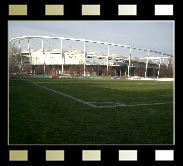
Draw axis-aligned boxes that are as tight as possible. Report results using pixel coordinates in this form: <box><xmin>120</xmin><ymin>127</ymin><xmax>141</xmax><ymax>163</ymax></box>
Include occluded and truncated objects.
<box><xmin>9</xmin><ymin>78</ymin><xmax>173</xmax><ymax>144</ymax></box>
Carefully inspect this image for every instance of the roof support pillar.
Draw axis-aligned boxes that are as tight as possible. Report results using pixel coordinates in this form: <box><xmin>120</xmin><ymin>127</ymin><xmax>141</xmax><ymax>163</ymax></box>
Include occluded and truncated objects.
<box><xmin>128</xmin><ymin>46</ymin><xmax>132</xmax><ymax>77</ymax></box>
<box><xmin>145</xmin><ymin>50</ymin><xmax>150</xmax><ymax>77</ymax></box>
<box><xmin>28</xmin><ymin>39</ymin><xmax>32</xmax><ymax>73</ymax></box>
<box><xmin>18</xmin><ymin>40</ymin><xmax>23</xmax><ymax>72</ymax></box>
<box><xmin>157</xmin><ymin>52</ymin><xmax>163</xmax><ymax>78</ymax></box>
<box><xmin>42</xmin><ymin>39</ymin><xmax>45</xmax><ymax>76</ymax></box>
<box><xmin>60</xmin><ymin>39</ymin><xmax>64</xmax><ymax>75</ymax></box>
<box><xmin>107</xmin><ymin>45</ymin><xmax>109</xmax><ymax>75</ymax></box>
<box><xmin>83</xmin><ymin>41</ymin><xmax>86</xmax><ymax>77</ymax></box>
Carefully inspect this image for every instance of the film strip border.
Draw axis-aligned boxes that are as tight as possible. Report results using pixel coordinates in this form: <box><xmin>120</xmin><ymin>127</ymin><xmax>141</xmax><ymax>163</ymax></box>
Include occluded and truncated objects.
<box><xmin>4</xmin><ymin>1</ymin><xmax>180</xmax><ymax>166</ymax></box>
<box><xmin>7</xmin><ymin>148</ymin><xmax>178</xmax><ymax>164</ymax></box>
<box><xmin>8</xmin><ymin>4</ymin><xmax>174</xmax><ymax>16</ymax></box>
<box><xmin>7</xmin><ymin>1</ymin><xmax>175</xmax><ymax>18</ymax></box>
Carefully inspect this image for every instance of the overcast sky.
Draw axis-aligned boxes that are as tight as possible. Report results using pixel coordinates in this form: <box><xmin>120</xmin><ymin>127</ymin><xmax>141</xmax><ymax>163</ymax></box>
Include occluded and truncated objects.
<box><xmin>8</xmin><ymin>21</ymin><xmax>174</xmax><ymax>56</ymax></box>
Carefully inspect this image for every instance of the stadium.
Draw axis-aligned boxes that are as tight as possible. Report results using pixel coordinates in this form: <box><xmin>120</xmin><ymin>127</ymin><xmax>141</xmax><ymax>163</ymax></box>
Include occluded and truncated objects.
<box><xmin>9</xmin><ymin>36</ymin><xmax>173</xmax><ymax>79</ymax></box>
<box><xmin>9</xmin><ymin>36</ymin><xmax>174</xmax><ymax>145</ymax></box>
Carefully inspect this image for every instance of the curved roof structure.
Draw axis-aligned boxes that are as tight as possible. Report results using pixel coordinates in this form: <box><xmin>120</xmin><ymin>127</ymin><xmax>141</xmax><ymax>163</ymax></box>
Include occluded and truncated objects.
<box><xmin>9</xmin><ymin>36</ymin><xmax>172</xmax><ymax>57</ymax></box>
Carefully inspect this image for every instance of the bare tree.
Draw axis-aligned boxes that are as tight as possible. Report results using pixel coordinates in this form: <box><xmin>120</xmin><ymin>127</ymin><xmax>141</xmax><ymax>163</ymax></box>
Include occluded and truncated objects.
<box><xmin>8</xmin><ymin>43</ymin><xmax>21</xmax><ymax>72</ymax></box>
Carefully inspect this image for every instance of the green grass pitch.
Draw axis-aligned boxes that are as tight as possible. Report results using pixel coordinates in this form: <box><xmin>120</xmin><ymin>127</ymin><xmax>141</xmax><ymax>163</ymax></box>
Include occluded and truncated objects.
<box><xmin>9</xmin><ymin>78</ymin><xmax>173</xmax><ymax>144</ymax></box>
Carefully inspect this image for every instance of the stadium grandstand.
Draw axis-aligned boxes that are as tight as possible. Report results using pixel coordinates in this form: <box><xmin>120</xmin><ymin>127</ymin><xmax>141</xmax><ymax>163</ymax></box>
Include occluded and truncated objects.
<box><xmin>9</xmin><ymin>36</ymin><xmax>174</xmax><ymax>79</ymax></box>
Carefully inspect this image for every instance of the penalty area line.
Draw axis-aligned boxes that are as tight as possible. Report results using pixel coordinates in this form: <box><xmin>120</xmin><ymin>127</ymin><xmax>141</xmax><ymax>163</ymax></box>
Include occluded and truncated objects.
<box><xmin>22</xmin><ymin>79</ymin><xmax>173</xmax><ymax>109</ymax></box>
<box><xmin>88</xmin><ymin>101</ymin><xmax>173</xmax><ymax>108</ymax></box>
<box><xmin>22</xmin><ymin>79</ymin><xmax>97</xmax><ymax>108</ymax></box>
<box><xmin>96</xmin><ymin>102</ymin><xmax>173</xmax><ymax>108</ymax></box>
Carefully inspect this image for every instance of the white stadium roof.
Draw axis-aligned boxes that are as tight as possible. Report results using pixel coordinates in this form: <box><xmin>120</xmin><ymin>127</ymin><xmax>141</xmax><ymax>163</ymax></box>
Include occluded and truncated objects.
<box><xmin>9</xmin><ymin>36</ymin><xmax>173</xmax><ymax>57</ymax></box>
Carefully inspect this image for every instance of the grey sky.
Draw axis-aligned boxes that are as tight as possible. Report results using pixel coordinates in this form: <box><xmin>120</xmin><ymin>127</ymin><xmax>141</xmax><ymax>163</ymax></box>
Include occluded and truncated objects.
<box><xmin>8</xmin><ymin>21</ymin><xmax>174</xmax><ymax>56</ymax></box>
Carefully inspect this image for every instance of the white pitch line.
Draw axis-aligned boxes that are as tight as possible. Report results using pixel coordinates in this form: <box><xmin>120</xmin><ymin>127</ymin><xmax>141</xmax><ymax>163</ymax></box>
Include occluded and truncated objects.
<box><xmin>96</xmin><ymin>102</ymin><xmax>172</xmax><ymax>108</ymax></box>
<box><xmin>34</xmin><ymin>82</ymin><xmax>91</xmax><ymax>83</ymax></box>
<box><xmin>23</xmin><ymin>79</ymin><xmax>97</xmax><ymax>108</ymax></box>
<box><xmin>129</xmin><ymin>102</ymin><xmax>172</xmax><ymax>106</ymax></box>
<box><xmin>88</xmin><ymin>102</ymin><xmax>119</xmax><ymax>104</ymax></box>
<box><xmin>34</xmin><ymin>82</ymin><xmax>122</xmax><ymax>84</ymax></box>
<box><xmin>22</xmin><ymin>79</ymin><xmax>173</xmax><ymax>109</ymax></box>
